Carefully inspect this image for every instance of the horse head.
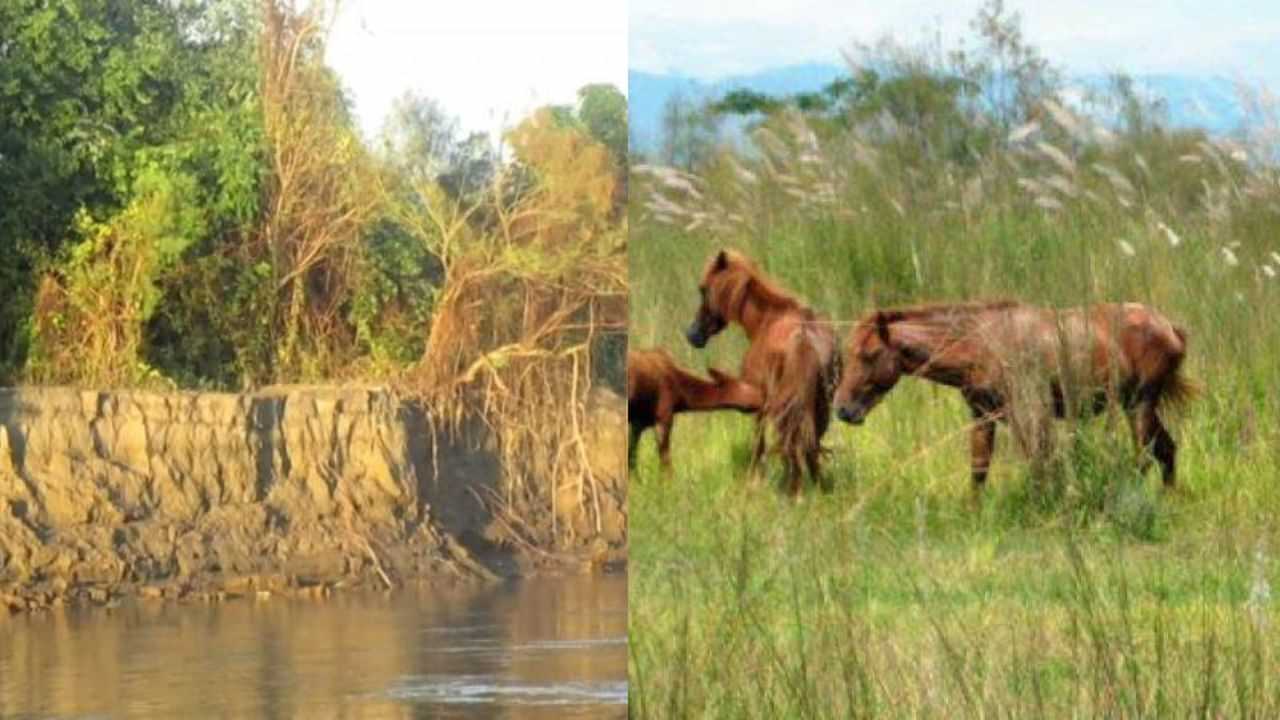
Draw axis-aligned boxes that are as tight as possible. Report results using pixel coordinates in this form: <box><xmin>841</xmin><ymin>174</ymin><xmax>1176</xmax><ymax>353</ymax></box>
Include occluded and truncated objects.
<box><xmin>685</xmin><ymin>250</ymin><xmax>737</xmax><ymax>348</ymax></box>
<box><xmin>834</xmin><ymin>312</ymin><xmax>905</xmax><ymax>425</ymax></box>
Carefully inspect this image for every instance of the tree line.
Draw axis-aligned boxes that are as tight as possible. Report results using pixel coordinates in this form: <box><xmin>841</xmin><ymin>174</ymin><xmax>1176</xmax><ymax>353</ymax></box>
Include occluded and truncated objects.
<box><xmin>0</xmin><ymin>0</ymin><xmax>627</xmax><ymax>392</ymax></box>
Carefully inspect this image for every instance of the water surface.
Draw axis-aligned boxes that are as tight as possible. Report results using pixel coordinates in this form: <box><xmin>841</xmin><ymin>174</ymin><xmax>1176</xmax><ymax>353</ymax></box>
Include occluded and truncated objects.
<box><xmin>0</xmin><ymin>574</ymin><xmax>627</xmax><ymax>719</ymax></box>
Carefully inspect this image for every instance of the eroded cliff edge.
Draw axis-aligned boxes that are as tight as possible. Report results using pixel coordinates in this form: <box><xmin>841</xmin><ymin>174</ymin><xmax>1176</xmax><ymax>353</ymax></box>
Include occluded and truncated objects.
<box><xmin>0</xmin><ymin>386</ymin><xmax>626</xmax><ymax>613</ymax></box>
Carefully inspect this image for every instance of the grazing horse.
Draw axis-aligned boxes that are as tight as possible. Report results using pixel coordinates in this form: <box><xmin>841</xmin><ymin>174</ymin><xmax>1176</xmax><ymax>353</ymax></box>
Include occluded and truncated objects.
<box><xmin>628</xmin><ymin>348</ymin><xmax>764</xmax><ymax>472</ymax></box>
<box><xmin>833</xmin><ymin>300</ymin><xmax>1192</xmax><ymax>489</ymax></box>
<box><xmin>685</xmin><ymin>249</ymin><xmax>840</xmax><ymax>496</ymax></box>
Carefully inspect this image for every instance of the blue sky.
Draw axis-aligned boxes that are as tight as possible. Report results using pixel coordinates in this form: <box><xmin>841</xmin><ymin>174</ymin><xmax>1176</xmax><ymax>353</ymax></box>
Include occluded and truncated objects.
<box><xmin>326</xmin><ymin>1</ymin><xmax>627</xmax><ymax>138</ymax></box>
<box><xmin>631</xmin><ymin>0</ymin><xmax>1280</xmax><ymax>84</ymax></box>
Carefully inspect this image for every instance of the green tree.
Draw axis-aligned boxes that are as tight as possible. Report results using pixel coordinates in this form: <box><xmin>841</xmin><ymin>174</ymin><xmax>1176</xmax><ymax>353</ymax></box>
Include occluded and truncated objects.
<box><xmin>379</xmin><ymin>93</ymin><xmax>497</xmax><ymax>201</ymax></box>
<box><xmin>577</xmin><ymin>83</ymin><xmax>628</xmax><ymax>167</ymax></box>
<box><xmin>711</xmin><ymin>89</ymin><xmax>783</xmax><ymax>116</ymax></box>
<box><xmin>0</xmin><ymin>0</ymin><xmax>263</xmax><ymax>382</ymax></box>
<box><xmin>952</xmin><ymin>0</ymin><xmax>1061</xmax><ymax>127</ymax></box>
<box><xmin>380</xmin><ymin>93</ymin><xmax>462</xmax><ymax>184</ymax></box>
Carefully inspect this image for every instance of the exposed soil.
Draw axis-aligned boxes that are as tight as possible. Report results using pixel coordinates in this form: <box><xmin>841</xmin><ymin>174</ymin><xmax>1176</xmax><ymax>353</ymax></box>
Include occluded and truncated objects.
<box><xmin>0</xmin><ymin>385</ymin><xmax>626</xmax><ymax>614</ymax></box>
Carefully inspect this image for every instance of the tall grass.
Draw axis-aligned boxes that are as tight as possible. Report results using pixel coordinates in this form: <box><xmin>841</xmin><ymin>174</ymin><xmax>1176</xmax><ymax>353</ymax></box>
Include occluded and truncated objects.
<box><xmin>628</xmin><ymin>58</ymin><xmax>1280</xmax><ymax>717</ymax></box>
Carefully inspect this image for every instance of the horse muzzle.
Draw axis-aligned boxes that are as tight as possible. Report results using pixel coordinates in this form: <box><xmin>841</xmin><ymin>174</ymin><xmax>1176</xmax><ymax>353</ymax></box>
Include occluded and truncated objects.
<box><xmin>685</xmin><ymin>325</ymin><xmax>708</xmax><ymax>349</ymax></box>
<box><xmin>837</xmin><ymin>405</ymin><xmax>865</xmax><ymax>425</ymax></box>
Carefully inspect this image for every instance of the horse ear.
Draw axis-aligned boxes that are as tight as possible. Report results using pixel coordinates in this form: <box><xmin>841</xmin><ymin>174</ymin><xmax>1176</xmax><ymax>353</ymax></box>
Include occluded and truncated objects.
<box><xmin>875</xmin><ymin>312</ymin><xmax>892</xmax><ymax>345</ymax></box>
<box><xmin>713</xmin><ymin>250</ymin><xmax>729</xmax><ymax>272</ymax></box>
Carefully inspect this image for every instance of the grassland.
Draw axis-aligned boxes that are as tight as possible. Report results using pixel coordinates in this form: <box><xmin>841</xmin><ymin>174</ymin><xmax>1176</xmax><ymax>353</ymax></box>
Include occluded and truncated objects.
<box><xmin>628</xmin><ymin>98</ymin><xmax>1280</xmax><ymax>716</ymax></box>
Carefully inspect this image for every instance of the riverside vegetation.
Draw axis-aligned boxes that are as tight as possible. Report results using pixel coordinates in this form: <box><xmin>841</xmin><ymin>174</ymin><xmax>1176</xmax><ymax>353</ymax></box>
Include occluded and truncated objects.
<box><xmin>629</xmin><ymin>2</ymin><xmax>1280</xmax><ymax>716</ymax></box>
<box><xmin>0</xmin><ymin>0</ymin><xmax>627</xmax><ymax>571</ymax></box>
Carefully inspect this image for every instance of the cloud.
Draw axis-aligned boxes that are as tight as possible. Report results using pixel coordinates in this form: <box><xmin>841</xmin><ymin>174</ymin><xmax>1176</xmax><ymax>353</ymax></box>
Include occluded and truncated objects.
<box><xmin>630</xmin><ymin>18</ymin><xmax>855</xmax><ymax>78</ymax></box>
<box><xmin>630</xmin><ymin>4</ymin><xmax>972</xmax><ymax>79</ymax></box>
<box><xmin>632</xmin><ymin>0</ymin><xmax>1280</xmax><ymax>84</ymax></box>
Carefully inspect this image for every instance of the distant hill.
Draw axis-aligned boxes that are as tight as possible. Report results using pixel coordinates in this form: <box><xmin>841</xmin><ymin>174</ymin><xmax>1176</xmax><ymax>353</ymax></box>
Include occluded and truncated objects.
<box><xmin>1080</xmin><ymin>73</ymin><xmax>1251</xmax><ymax>133</ymax></box>
<box><xmin>630</xmin><ymin>63</ymin><xmax>1255</xmax><ymax>154</ymax></box>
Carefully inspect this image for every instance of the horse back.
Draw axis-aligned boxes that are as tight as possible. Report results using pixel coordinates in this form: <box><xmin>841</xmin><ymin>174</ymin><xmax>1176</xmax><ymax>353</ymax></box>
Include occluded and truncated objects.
<box><xmin>1102</xmin><ymin>303</ymin><xmax>1187</xmax><ymax>384</ymax></box>
<box><xmin>627</xmin><ymin>350</ymin><xmax>674</xmax><ymax>428</ymax></box>
<box><xmin>960</xmin><ymin>303</ymin><xmax>1185</xmax><ymax>391</ymax></box>
<box><xmin>1020</xmin><ymin>303</ymin><xmax>1187</xmax><ymax>387</ymax></box>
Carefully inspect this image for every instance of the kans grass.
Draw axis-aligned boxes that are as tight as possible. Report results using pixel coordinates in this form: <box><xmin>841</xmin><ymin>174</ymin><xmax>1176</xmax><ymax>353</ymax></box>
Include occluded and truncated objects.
<box><xmin>628</xmin><ymin>99</ymin><xmax>1280</xmax><ymax>717</ymax></box>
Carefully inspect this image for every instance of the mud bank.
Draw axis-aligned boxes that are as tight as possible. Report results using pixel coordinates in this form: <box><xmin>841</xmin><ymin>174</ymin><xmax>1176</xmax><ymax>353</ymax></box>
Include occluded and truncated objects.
<box><xmin>0</xmin><ymin>386</ymin><xmax>626</xmax><ymax>614</ymax></box>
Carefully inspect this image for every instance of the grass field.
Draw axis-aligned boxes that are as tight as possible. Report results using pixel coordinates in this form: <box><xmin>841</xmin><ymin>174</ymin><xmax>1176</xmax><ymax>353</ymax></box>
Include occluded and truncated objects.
<box><xmin>627</xmin><ymin>108</ymin><xmax>1280</xmax><ymax>715</ymax></box>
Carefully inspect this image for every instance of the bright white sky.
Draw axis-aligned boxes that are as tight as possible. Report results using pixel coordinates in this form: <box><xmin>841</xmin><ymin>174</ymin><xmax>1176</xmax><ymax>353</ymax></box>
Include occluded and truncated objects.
<box><xmin>326</xmin><ymin>1</ymin><xmax>628</xmax><ymax>138</ymax></box>
<box><xmin>631</xmin><ymin>0</ymin><xmax>1280</xmax><ymax>83</ymax></box>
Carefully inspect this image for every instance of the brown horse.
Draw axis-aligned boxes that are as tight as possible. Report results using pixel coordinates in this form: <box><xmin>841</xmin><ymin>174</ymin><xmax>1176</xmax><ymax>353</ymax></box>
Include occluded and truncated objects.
<box><xmin>628</xmin><ymin>348</ymin><xmax>764</xmax><ymax>472</ymax></box>
<box><xmin>833</xmin><ymin>300</ymin><xmax>1192</xmax><ymax>489</ymax></box>
<box><xmin>685</xmin><ymin>249</ymin><xmax>840</xmax><ymax>495</ymax></box>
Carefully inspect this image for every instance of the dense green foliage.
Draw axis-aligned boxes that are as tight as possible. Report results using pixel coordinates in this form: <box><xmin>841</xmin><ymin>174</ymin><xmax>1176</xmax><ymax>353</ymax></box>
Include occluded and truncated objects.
<box><xmin>0</xmin><ymin>0</ymin><xmax>263</xmax><ymax>380</ymax></box>
<box><xmin>0</xmin><ymin>0</ymin><xmax>626</xmax><ymax>392</ymax></box>
<box><xmin>629</xmin><ymin>2</ymin><xmax>1280</xmax><ymax>716</ymax></box>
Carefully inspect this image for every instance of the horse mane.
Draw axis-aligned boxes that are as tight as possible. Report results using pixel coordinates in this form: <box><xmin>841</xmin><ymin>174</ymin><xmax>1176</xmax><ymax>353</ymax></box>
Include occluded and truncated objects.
<box><xmin>874</xmin><ymin>299</ymin><xmax>1021</xmax><ymax>325</ymax></box>
<box><xmin>707</xmin><ymin>249</ymin><xmax>807</xmax><ymax>317</ymax></box>
<box><xmin>849</xmin><ymin>300</ymin><xmax>1022</xmax><ymax>355</ymax></box>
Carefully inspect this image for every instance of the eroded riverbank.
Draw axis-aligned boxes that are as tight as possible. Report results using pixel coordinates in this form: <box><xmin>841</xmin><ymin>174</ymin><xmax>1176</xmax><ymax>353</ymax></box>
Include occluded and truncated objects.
<box><xmin>0</xmin><ymin>386</ymin><xmax>626</xmax><ymax>613</ymax></box>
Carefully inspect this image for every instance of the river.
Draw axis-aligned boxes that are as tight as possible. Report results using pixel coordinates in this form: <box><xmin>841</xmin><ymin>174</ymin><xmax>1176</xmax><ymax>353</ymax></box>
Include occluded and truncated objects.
<box><xmin>0</xmin><ymin>574</ymin><xmax>627</xmax><ymax>719</ymax></box>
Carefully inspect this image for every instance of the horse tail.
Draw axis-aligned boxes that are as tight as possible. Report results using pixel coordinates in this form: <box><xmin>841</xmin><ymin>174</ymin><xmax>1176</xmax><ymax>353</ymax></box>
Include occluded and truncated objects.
<box><xmin>764</xmin><ymin>328</ymin><xmax>826</xmax><ymax>467</ymax></box>
<box><xmin>1159</xmin><ymin>324</ymin><xmax>1197</xmax><ymax>408</ymax></box>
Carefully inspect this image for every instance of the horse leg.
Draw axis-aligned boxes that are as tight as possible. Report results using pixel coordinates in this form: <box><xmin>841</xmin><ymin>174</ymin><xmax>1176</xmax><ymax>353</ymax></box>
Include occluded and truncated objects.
<box><xmin>805</xmin><ymin>448</ymin><xmax>830</xmax><ymax>494</ymax></box>
<box><xmin>655</xmin><ymin>416</ymin><xmax>674</xmax><ymax>478</ymax></box>
<box><xmin>970</xmin><ymin>417</ymin><xmax>996</xmax><ymax>490</ymax></box>
<box><xmin>964</xmin><ymin>393</ymin><xmax>1000</xmax><ymax>492</ymax></box>
<box><xmin>786</xmin><ymin>452</ymin><xmax>804</xmax><ymax>499</ymax></box>
<box><xmin>1151</xmin><ymin>414</ymin><xmax>1177</xmax><ymax>489</ymax></box>
<box><xmin>812</xmin><ymin>404</ymin><xmax>833</xmax><ymax>493</ymax></box>
<box><xmin>1130</xmin><ymin>401</ymin><xmax>1177</xmax><ymax>488</ymax></box>
<box><xmin>1125</xmin><ymin>407</ymin><xmax>1154</xmax><ymax>476</ymax></box>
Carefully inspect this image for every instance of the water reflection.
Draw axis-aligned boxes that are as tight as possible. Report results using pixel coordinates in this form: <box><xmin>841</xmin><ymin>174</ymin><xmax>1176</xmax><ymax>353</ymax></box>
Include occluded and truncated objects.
<box><xmin>0</xmin><ymin>574</ymin><xmax>627</xmax><ymax>719</ymax></box>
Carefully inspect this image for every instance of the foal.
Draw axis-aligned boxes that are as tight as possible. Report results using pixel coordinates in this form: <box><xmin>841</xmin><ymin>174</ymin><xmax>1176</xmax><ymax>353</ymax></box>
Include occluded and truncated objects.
<box><xmin>685</xmin><ymin>249</ymin><xmax>840</xmax><ymax>496</ymax></box>
<box><xmin>833</xmin><ymin>301</ymin><xmax>1192</xmax><ymax>488</ymax></box>
<box><xmin>627</xmin><ymin>348</ymin><xmax>764</xmax><ymax>472</ymax></box>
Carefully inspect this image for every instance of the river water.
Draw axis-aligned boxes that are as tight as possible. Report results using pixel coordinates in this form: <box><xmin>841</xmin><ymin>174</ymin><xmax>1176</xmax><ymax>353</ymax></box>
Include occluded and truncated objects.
<box><xmin>0</xmin><ymin>574</ymin><xmax>627</xmax><ymax>719</ymax></box>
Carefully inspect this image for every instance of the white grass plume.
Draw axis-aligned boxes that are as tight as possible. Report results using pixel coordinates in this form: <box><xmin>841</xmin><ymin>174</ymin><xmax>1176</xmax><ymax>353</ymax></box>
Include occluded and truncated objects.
<box><xmin>1007</xmin><ymin>120</ymin><xmax>1040</xmax><ymax>144</ymax></box>
<box><xmin>1156</xmin><ymin>220</ymin><xmax>1182</xmax><ymax>247</ymax></box>
<box><xmin>1037</xmin><ymin>140</ymin><xmax>1076</xmax><ymax>176</ymax></box>
<box><xmin>1044</xmin><ymin>174</ymin><xmax>1078</xmax><ymax>198</ymax></box>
